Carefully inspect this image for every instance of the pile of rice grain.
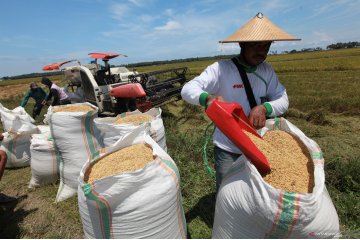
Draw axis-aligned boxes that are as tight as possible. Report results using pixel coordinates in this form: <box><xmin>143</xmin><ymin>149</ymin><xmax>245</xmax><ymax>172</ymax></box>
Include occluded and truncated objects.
<box><xmin>85</xmin><ymin>143</ymin><xmax>154</xmax><ymax>183</ymax></box>
<box><xmin>245</xmin><ymin>130</ymin><xmax>314</xmax><ymax>193</ymax></box>
<box><xmin>53</xmin><ymin>105</ymin><xmax>95</xmax><ymax>113</ymax></box>
<box><xmin>113</xmin><ymin>114</ymin><xmax>153</xmax><ymax>124</ymax></box>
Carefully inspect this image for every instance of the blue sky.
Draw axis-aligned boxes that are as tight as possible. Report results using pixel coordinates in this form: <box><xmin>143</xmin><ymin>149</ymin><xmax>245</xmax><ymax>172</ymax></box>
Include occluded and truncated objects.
<box><xmin>1</xmin><ymin>0</ymin><xmax>359</xmax><ymax>77</ymax></box>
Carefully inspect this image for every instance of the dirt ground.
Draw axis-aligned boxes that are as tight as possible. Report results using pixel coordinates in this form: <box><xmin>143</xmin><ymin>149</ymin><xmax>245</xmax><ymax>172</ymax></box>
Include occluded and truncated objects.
<box><xmin>0</xmin><ymin>84</ymin><xmax>29</xmax><ymax>99</ymax></box>
<box><xmin>0</xmin><ymin>167</ymin><xmax>83</xmax><ymax>238</ymax></box>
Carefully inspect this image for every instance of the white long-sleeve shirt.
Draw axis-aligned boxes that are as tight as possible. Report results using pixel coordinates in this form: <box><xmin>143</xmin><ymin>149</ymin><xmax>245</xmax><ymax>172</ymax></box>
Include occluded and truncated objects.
<box><xmin>181</xmin><ymin>59</ymin><xmax>289</xmax><ymax>154</ymax></box>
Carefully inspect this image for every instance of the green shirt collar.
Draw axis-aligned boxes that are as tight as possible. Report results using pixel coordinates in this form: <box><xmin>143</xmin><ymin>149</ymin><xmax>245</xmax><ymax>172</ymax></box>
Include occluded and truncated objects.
<box><xmin>234</xmin><ymin>56</ymin><xmax>257</xmax><ymax>73</ymax></box>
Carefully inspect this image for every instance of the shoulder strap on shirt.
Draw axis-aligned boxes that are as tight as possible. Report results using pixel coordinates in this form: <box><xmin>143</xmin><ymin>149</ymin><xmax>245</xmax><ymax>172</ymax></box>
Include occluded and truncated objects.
<box><xmin>231</xmin><ymin>57</ymin><xmax>257</xmax><ymax>109</ymax></box>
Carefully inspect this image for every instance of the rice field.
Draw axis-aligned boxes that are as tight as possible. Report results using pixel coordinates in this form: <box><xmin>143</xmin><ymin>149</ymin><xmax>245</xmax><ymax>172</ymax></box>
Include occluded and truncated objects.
<box><xmin>0</xmin><ymin>48</ymin><xmax>359</xmax><ymax>238</ymax></box>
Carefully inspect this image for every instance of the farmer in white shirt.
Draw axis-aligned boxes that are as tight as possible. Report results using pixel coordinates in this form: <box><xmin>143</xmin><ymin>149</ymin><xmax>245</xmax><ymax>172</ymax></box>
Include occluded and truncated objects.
<box><xmin>181</xmin><ymin>12</ymin><xmax>301</xmax><ymax>191</ymax></box>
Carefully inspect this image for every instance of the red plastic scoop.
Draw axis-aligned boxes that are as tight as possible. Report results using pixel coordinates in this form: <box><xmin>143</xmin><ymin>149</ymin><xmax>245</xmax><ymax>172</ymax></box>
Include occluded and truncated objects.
<box><xmin>206</xmin><ymin>100</ymin><xmax>270</xmax><ymax>175</ymax></box>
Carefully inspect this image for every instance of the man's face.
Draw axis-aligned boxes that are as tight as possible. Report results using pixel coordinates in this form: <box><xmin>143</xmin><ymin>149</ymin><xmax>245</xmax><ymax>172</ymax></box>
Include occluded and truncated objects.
<box><xmin>240</xmin><ymin>41</ymin><xmax>272</xmax><ymax>66</ymax></box>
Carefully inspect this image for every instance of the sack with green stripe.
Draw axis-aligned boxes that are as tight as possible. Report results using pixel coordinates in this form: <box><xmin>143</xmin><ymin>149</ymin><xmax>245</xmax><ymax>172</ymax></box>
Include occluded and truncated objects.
<box><xmin>212</xmin><ymin>118</ymin><xmax>340</xmax><ymax>239</ymax></box>
<box><xmin>28</xmin><ymin>131</ymin><xmax>60</xmax><ymax>188</ymax></box>
<box><xmin>0</xmin><ymin>104</ymin><xmax>39</xmax><ymax>169</ymax></box>
<box><xmin>78</xmin><ymin>125</ymin><xmax>187</xmax><ymax>239</ymax></box>
<box><xmin>47</xmin><ymin>103</ymin><xmax>104</xmax><ymax>202</ymax></box>
<box><xmin>1</xmin><ymin>131</ymin><xmax>34</xmax><ymax>169</ymax></box>
<box><xmin>94</xmin><ymin>107</ymin><xmax>167</xmax><ymax>151</ymax></box>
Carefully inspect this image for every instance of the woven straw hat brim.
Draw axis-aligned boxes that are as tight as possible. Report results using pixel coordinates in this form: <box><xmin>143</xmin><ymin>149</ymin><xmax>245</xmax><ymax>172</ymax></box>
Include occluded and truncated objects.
<box><xmin>220</xmin><ymin>13</ymin><xmax>301</xmax><ymax>43</ymax></box>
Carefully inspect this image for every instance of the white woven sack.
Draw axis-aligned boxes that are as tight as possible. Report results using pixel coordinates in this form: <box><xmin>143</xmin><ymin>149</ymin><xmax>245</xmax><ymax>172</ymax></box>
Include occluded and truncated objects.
<box><xmin>78</xmin><ymin>125</ymin><xmax>186</xmax><ymax>239</ymax></box>
<box><xmin>28</xmin><ymin>133</ymin><xmax>59</xmax><ymax>188</ymax></box>
<box><xmin>0</xmin><ymin>132</ymin><xmax>33</xmax><ymax>168</ymax></box>
<box><xmin>212</xmin><ymin>117</ymin><xmax>340</xmax><ymax>239</ymax></box>
<box><xmin>48</xmin><ymin>103</ymin><xmax>104</xmax><ymax>202</ymax></box>
<box><xmin>0</xmin><ymin>103</ymin><xmax>37</xmax><ymax>133</ymax></box>
<box><xmin>94</xmin><ymin>107</ymin><xmax>167</xmax><ymax>151</ymax></box>
<box><xmin>37</xmin><ymin>124</ymin><xmax>51</xmax><ymax>135</ymax></box>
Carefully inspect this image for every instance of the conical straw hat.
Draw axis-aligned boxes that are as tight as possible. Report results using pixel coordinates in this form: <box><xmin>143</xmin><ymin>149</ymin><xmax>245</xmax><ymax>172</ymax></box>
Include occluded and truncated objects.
<box><xmin>220</xmin><ymin>12</ymin><xmax>301</xmax><ymax>43</ymax></box>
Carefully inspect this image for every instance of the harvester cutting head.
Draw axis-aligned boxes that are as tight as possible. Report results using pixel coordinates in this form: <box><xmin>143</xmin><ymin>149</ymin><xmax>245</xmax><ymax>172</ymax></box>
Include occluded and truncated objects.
<box><xmin>127</xmin><ymin>67</ymin><xmax>188</xmax><ymax>110</ymax></box>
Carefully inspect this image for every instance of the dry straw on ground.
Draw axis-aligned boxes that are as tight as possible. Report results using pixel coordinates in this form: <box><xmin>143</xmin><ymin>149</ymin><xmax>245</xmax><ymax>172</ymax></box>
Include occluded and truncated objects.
<box><xmin>113</xmin><ymin>114</ymin><xmax>154</xmax><ymax>124</ymax></box>
<box><xmin>245</xmin><ymin>130</ymin><xmax>314</xmax><ymax>193</ymax></box>
<box><xmin>85</xmin><ymin>143</ymin><xmax>154</xmax><ymax>183</ymax></box>
<box><xmin>53</xmin><ymin>105</ymin><xmax>95</xmax><ymax>112</ymax></box>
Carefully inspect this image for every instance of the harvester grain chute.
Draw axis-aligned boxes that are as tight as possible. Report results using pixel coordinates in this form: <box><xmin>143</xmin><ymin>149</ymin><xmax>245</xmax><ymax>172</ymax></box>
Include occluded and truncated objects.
<box><xmin>42</xmin><ymin>52</ymin><xmax>189</xmax><ymax>116</ymax></box>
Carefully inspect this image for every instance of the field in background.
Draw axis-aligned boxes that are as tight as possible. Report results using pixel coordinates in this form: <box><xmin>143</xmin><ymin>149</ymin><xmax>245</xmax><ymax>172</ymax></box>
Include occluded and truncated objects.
<box><xmin>0</xmin><ymin>48</ymin><xmax>359</xmax><ymax>238</ymax></box>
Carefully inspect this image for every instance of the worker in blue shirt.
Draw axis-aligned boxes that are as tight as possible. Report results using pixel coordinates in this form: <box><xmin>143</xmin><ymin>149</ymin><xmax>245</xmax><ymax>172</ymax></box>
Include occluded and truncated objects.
<box><xmin>20</xmin><ymin>82</ymin><xmax>47</xmax><ymax>119</ymax></box>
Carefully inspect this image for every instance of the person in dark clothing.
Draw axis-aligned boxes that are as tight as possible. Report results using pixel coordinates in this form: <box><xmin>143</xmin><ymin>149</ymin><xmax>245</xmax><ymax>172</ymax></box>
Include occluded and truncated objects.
<box><xmin>20</xmin><ymin>82</ymin><xmax>47</xmax><ymax>119</ymax></box>
<box><xmin>116</xmin><ymin>98</ymin><xmax>137</xmax><ymax>114</ymax></box>
<box><xmin>41</xmin><ymin>77</ymin><xmax>71</xmax><ymax>106</ymax></box>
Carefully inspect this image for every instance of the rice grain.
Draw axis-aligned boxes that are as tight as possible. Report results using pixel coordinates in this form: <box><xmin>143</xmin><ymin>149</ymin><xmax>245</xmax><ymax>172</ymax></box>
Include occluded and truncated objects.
<box><xmin>113</xmin><ymin>114</ymin><xmax>153</xmax><ymax>124</ymax></box>
<box><xmin>53</xmin><ymin>105</ymin><xmax>95</xmax><ymax>112</ymax></box>
<box><xmin>245</xmin><ymin>130</ymin><xmax>314</xmax><ymax>193</ymax></box>
<box><xmin>85</xmin><ymin>143</ymin><xmax>154</xmax><ymax>183</ymax></box>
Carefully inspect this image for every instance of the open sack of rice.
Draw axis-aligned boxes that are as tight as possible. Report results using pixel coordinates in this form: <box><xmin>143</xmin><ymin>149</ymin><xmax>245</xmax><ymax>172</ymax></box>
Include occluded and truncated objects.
<box><xmin>94</xmin><ymin>108</ymin><xmax>167</xmax><ymax>151</ymax></box>
<box><xmin>78</xmin><ymin>124</ymin><xmax>186</xmax><ymax>239</ymax></box>
<box><xmin>28</xmin><ymin>132</ymin><xmax>60</xmax><ymax>188</ymax></box>
<box><xmin>47</xmin><ymin>103</ymin><xmax>104</xmax><ymax>202</ymax></box>
<box><xmin>212</xmin><ymin>117</ymin><xmax>340</xmax><ymax>239</ymax></box>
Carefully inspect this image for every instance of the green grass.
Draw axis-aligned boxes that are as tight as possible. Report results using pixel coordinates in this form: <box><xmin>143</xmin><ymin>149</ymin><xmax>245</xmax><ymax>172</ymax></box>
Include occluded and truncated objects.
<box><xmin>280</xmin><ymin>70</ymin><xmax>360</xmax><ymax>115</ymax></box>
<box><xmin>0</xmin><ymin>75</ymin><xmax>64</xmax><ymax>87</ymax></box>
<box><xmin>0</xmin><ymin>48</ymin><xmax>359</xmax><ymax>238</ymax></box>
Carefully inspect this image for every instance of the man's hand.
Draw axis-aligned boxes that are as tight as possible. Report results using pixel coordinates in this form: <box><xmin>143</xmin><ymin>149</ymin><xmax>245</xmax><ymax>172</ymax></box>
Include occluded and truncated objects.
<box><xmin>249</xmin><ymin>105</ymin><xmax>267</xmax><ymax>129</ymax></box>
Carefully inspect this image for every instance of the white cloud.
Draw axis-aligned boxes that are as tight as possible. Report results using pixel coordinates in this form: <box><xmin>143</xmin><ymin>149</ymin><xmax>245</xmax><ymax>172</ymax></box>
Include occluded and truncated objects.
<box><xmin>140</xmin><ymin>14</ymin><xmax>158</xmax><ymax>23</ymax></box>
<box><xmin>164</xmin><ymin>9</ymin><xmax>175</xmax><ymax>17</ymax></box>
<box><xmin>110</xmin><ymin>3</ymin><xmax>129</xmax><ymax>19</ymax></box>
<box><xmin>154</xmin><ymin>20</ymin><xmax>182</xmax><ymax>31</ymax></box>
<box><xmin>262</xmin><ymin>0</ymin><xmax>285</xmax><ymax>12</ymax></box>
<box><xmin>312</xmin><ymin>31</ymin><xmax>334</xmax><ymax>43</ymax></box>
<box><xmin>128</xmin><ymin>0</ymin><xmax>144</xmax><ymax>7</ymax></box>
<box><xmin>2</xmin><ymin>0</ymin><xmax>359</xmax><ymax>78</ymax></box>
<box><xmin>100</xmin><ymin>21</ymin><xmax>144</xmax><ymax>38</ymax></box>
<box><xmin>217</xmin><ymin>43</ymin><xmax>239</xmax><ymax>54</ymax></box>
<box><xmin>304</xmin><ymin>0</ymin><xmax>359</xmax><ymax>23</ymax></box>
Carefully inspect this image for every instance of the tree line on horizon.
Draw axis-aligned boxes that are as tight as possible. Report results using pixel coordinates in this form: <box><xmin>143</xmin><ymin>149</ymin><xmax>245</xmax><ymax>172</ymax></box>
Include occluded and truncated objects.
<box><xmin>1</xmin><ymin>41</ymin><xmax>359</xmax><ymax>81</ymax></box>
<box><xmin>279</xmin><ymin>41</ymin><xmax>360</xmax><ymax>54</ymax></box>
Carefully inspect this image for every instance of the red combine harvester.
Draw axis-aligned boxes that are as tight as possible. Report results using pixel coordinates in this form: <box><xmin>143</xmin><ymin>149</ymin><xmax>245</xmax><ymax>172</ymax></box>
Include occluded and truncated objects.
<box><xmin>42</xmin><ymin>52</ymin><xmax>188</xmax><ymax>115</ymax></box>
